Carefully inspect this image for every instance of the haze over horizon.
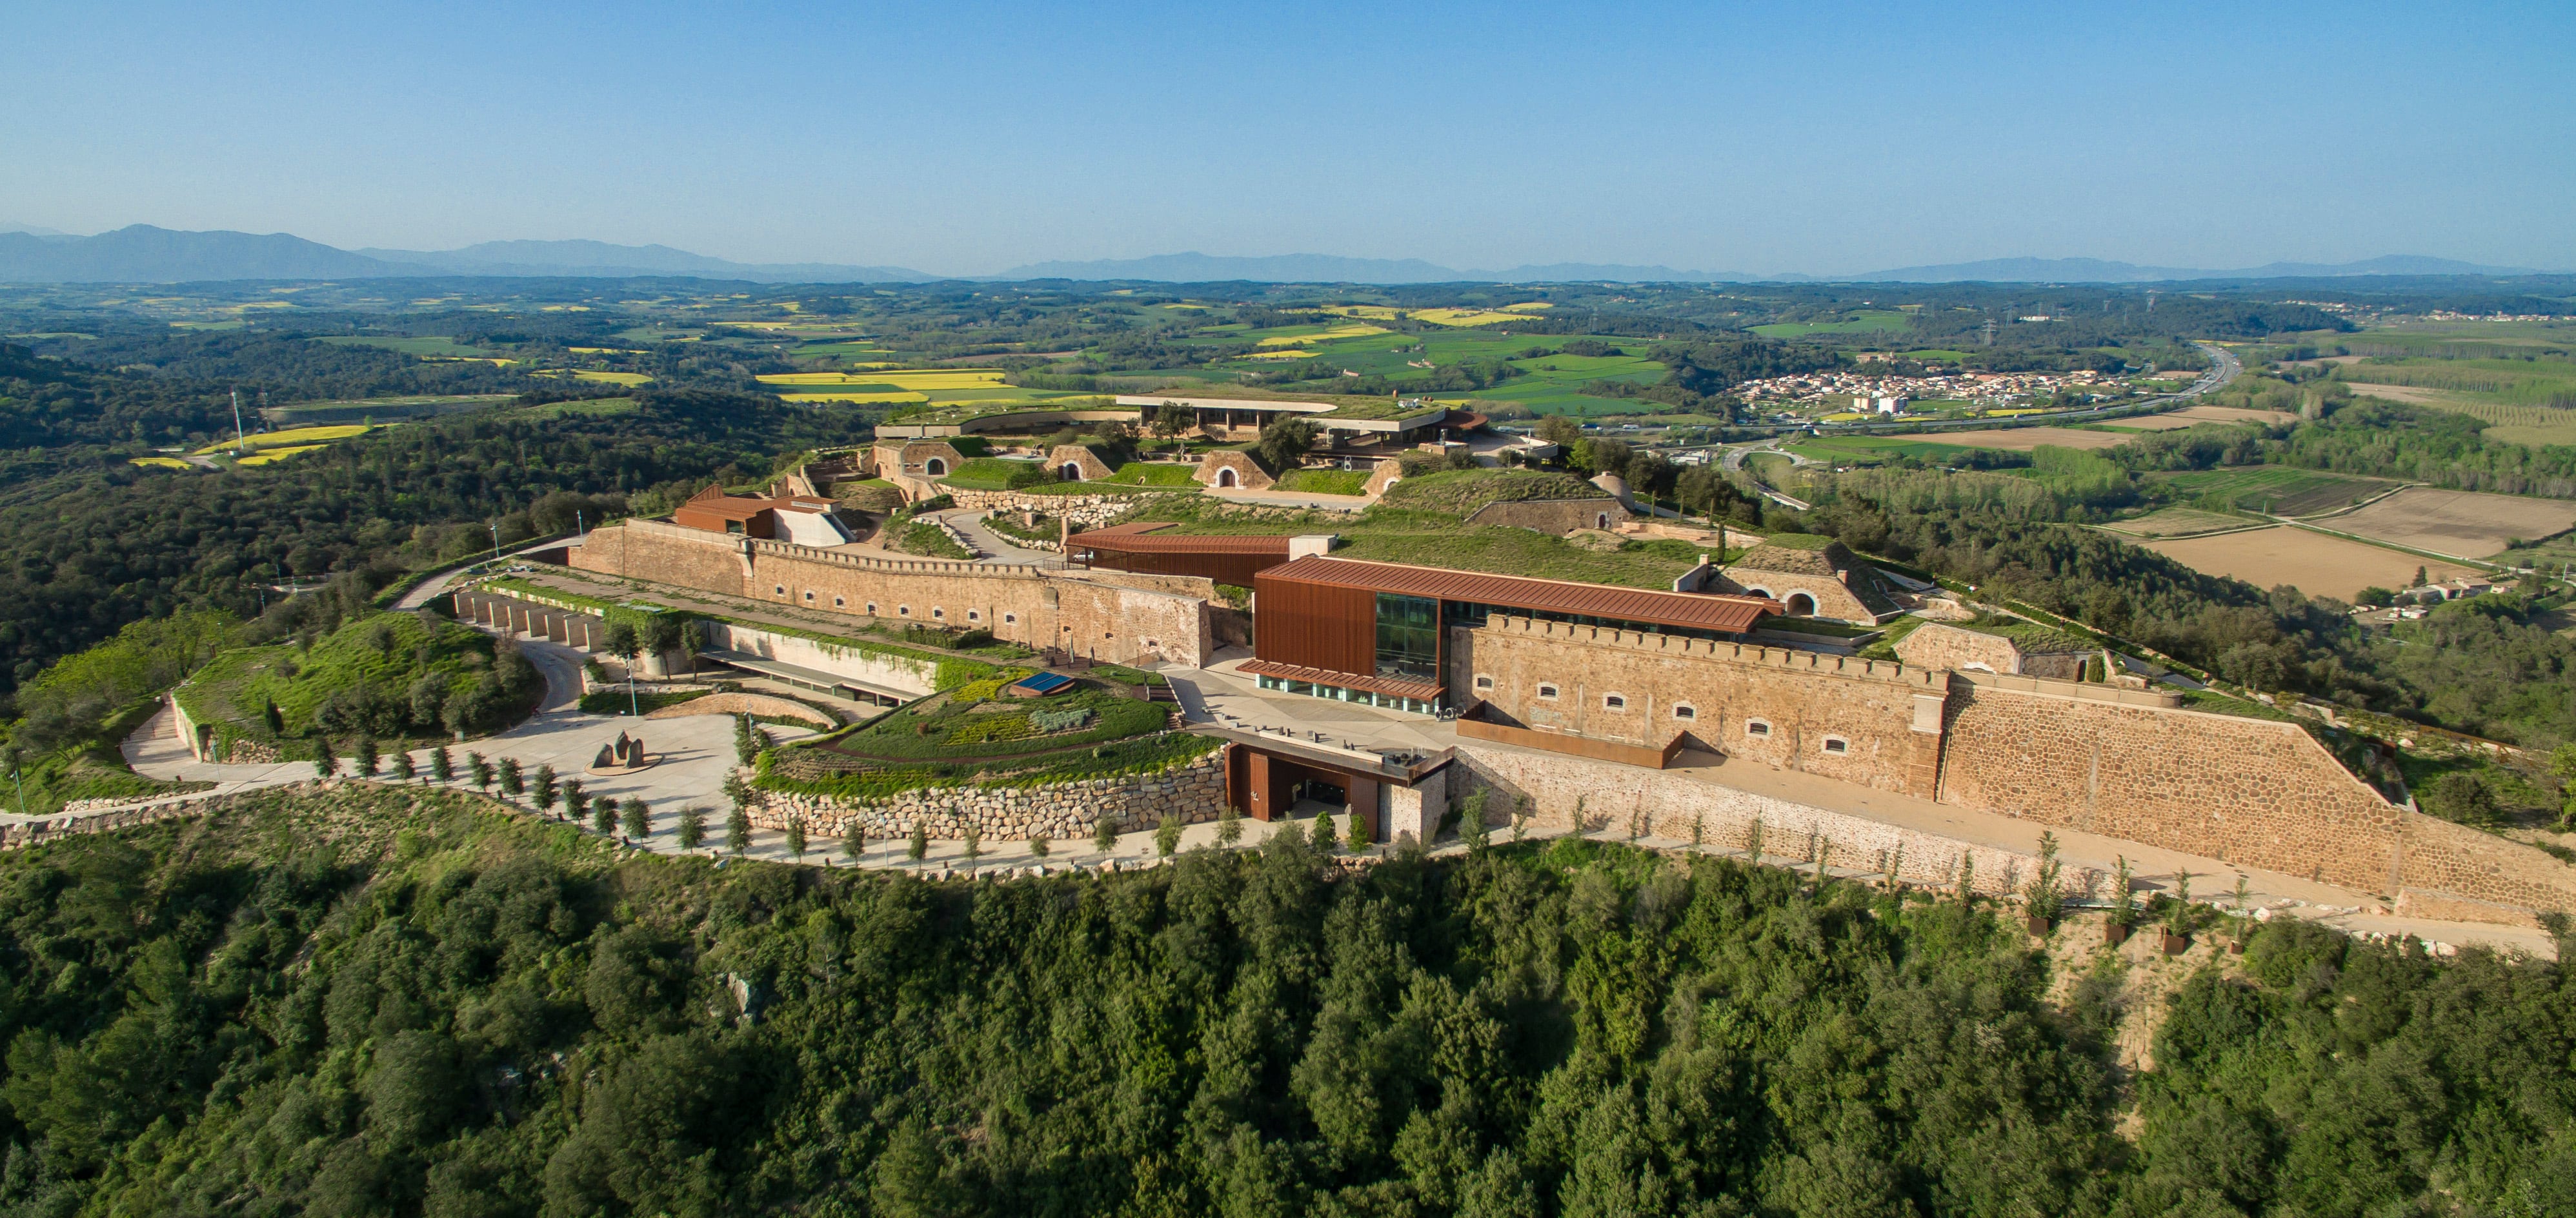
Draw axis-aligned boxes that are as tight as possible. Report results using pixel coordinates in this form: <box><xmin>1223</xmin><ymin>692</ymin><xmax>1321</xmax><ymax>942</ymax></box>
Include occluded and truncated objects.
<box><xmin>5</xmin><ymin>0</ymin><xmax>2571</xmax><ymax>277</ymax></box>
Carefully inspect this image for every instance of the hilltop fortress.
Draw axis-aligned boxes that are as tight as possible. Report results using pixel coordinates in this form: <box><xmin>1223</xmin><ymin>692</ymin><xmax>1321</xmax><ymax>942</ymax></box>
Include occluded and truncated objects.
<box><xmin>560</xmin><ymin>497</ymin><xmax>2576</xmax><ymax>926</ymax></box>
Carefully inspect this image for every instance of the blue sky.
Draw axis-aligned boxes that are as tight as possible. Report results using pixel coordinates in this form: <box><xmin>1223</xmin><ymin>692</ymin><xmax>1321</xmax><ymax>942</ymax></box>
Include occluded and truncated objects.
<box><xmin>4</xmin><ymin>0</ymin><xmax>2568</xmax><ymax>275</ymax></box>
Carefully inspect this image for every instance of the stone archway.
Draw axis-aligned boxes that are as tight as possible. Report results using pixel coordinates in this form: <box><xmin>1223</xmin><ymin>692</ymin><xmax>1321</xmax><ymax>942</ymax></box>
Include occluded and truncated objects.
<box><xmin>1061</xmin><ymin>463</ymin><xmax>1083</xmax><ymax>481</ymax></box>
<box><xmin>1218</xmin><ymin>468</ymin><xmax>1238</xmax><ymax>488</ymax></box>
<box><xmin>1786</xmin><ymin>592</ymin><xmax>1817</xmax><ymax>616</ymax></box>
<box><xmin>923</xmin><ymin>457</ymin><xmax>947</xmax><ymax>476</ymax></box>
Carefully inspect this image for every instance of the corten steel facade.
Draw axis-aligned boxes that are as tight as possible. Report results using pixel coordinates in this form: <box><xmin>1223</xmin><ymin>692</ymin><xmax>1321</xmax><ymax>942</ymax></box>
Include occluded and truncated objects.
<box><xmin>1065</xmin><ymin>528</ymin><xmax>1291</xmax><ymax>590</ymax></box>
<box><xmin>1249</xmin><ymin>556</ymin><xmax>1781</xmax><ymax>713</ymax></box>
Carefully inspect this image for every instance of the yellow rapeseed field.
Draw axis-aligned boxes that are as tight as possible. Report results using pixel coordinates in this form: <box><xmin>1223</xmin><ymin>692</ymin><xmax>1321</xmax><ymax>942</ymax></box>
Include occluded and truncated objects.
<box><xmin>570</xmin><ymin>370</ymin><xmax>654</xmax><ymax>386</ymax></box>
<box><xmin>1323</xmin><ymin>305</ymin><xmax>1403</xmax><ymax>320</ymax></box>
<box><xmin>756</xmin><ymin>370</ymin><xmax>1004</xmax><ymax>390</ymax></box>
<box><xmin>128</xmin><ymin>456</ymin><xmax>194</xmax><ymax>470</ymax></box>
<box><xmin>777</xmin><ymin>391</ymin><xmax>930</xmax><ymax>404</ymax></box>
<box><xmin>1242</xmin><ymin>350</ymin><xmax>1320</xmax><ymax>360</ymax></box>
<box><xmin>236</xmin><ymin>444</ymin><xmax>330</xmax><ymax>466</ymax></box>
<box><xmin>1411</xmin><ymin>308</ymin><xmax>1538</xmax><ymax>328</ymax></box>
<box><xmin>192</xmin><ymin>424</ymin><xmax>370</xmax><ymax>455</ymax></box>
<box><xmin>1253</xmin><ymin>324</ymin><xmax>1389</xmax><ymax>348</ymax></box>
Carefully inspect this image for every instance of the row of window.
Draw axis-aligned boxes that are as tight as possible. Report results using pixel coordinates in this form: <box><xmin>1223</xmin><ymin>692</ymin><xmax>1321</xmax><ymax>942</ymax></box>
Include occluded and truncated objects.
<box><xmin>1471</xmin><ymin>674</ymin><xmax>1851</xmax><ymax>754</ymax></box>
<box><xmin>766</xmin><ymin>584</ymin><xmax>1018</xmax><ymax>627</ymax></box>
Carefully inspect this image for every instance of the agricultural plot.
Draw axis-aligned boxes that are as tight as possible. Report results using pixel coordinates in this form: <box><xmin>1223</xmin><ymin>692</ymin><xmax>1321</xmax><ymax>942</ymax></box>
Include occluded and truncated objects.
<box><xmin>1784</xmin><ymin>435</ymin><xmax>1981</xmax><ymax>465</ymax></box>
<box><xmin>2097</xmin><ymin>507</ymin><xmax>2258</xmax><ymax>539</ymax></box>
<box><xmin>2138</xmin><ymin>527</ymin><xmax>2482</xmax><ymax>600</ymax></box>
<box><xmin>756</xmin><ymin>368</ymin><xmax>1062</xmax><ymax>408</ymax></box>
<box><xmin>1919</xmin><ymin>427</ymin><xmax>2134</xmax><ymax>452</ymax></box>
<box><xmin>2328</xmin><ymin>487</ymin><xmax>2576</xmax><ymax>559</ymax></box>
<box><xmin>193</xmin><ymin>424</ymin><xmax>371</xmax><ymax>455</ymax></box>
<box><xmin>1751</xmin><ymin>310</ymin><xmax>1911</xmax><ymax>339</ymax></box>
<box><xmin>1407</xmin><ymin>308</ymin><xmax>1538</xmax><ymax>327</ymax></box>
<box><xmin>2101</xmin><ymin>404</ymin><xmax>2296</xmax><ymax>432</ymax></box>
<box><xmin>2337</xmin><ymin>357</ymin><xmax>2576</xmax><ymax>409</ymax></box>
<box><xmin>261</xmin><ymin>394</ymin><xmax>516</xmax><ymax>425</ymax></box>
<box><xmin>2345</xmin><ymin>383</ymin><xmax>2576</xmax><ymax>447</ymax></box>
<box><xmin>532</xmin><ymin>369</ymin><xmax>653</xmax><ymax>386</ymax></box>
<box><xmin>2149</xmin><ymin>467</ymin><xmax>2398</xmax><ymax>517</ymax></box>
<box><xmin>236</xmin><ymin>444</ymin><xmax>330</xmax><ymax>466</ymax></box>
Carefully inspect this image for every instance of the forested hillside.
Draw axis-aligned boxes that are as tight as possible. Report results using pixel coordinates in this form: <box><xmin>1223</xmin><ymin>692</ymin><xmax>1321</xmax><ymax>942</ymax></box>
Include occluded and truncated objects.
<box><xmin>0</xmin><ymin>383</ymin><xmax>872</xmax><ymax>690</ymax></box>
<box><xmin>0</xmin><ymin>790</ymin><xmax>2567</xmax><ymax>1217</ymax></box>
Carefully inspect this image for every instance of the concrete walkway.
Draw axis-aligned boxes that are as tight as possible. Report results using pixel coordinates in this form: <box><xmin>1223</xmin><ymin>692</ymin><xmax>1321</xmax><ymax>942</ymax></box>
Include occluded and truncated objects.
<box><xmin>929</xmin><ymin>508</ymin><xmax>1069</xmax><ymax>567</ymax></box>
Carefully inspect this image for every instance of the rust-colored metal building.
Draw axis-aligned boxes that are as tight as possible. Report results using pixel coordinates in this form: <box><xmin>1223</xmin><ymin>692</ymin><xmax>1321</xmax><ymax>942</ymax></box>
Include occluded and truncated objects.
<box><xmin>1247</xmin><ymin>556</ymin><xmax>1779</xmax><ymax>713</ymax></box>
<box><xmin>1064</xmin><ymin>523</ymin><xmax>1315</xmax><ymax>590</ymax></box>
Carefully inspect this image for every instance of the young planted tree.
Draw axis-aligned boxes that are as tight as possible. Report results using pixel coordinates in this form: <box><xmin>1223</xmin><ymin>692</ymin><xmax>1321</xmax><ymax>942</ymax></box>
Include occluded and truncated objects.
<box><xmin>499</xmin><ymin>757</ymin><xmax>525</xmax><ymax>799</ymax></box>
<box><xmin>561</xmin><ymin>777</ymin><xmax>585</xmax><ymax>822</ymax></box>
<box><xmin>312</xmin><ymin>735</ymin><xmax>337</xmax><ymax>780</ymax></box>
<box><xmin>390</xmin><ymin>749</ymin><xmax>415</xmax><ymax>783</ymax></box>
<box><xmin>1310</xmin><ymin>812</ymin><xmax>1337</xmax><ymax>852</ymax></box>
<box><xmin>532</xmin><ymin>764</ymin><xmax>558</xmax><ymax>817</ymax></box>
<box><xmin>430</xmin><ymin>746</ymin><xmax>454</xmax><ymax>784</ymax></box>
<box><xmin>734</xmin><ymin>714</ymin><xmax>759</xmax><ymax>766</ymax></box>
<box><xmin>1458</xmin><ymin>788</ymin><xmax>1490</xmax><ymax>852</ymax></box>
<box><xmin>594</xmin><ymin>794</ymin><xmax>619</xmax><ymax>837</ymax></box>
<box><xmin>2025</xmin><ymin>831</ymin><xmax>2064</xmax><ymax>929</ymax></box>
<box><xmin>1028</xmin><ymin>831</ymin><xmax>1050</xmax><ymax>859</ymax></box>
<box><xmin>1154</xmin><ymin>815</ymin><xmax>1183</xmax><ymax>857</ymax></box>
<box><xmin>678</xmin><ymin>806</ymin><xmax>707</xmax><ymax>851</ymax></box>
<box><xmin>355</xmin><ymin>735</ymin><xmax>379</xmax><ymax>777</ymax></box>
<box><xmin>786</xmin><ymin>817</ymin><xmax>808</xmax><ymax>861</ymax></box>
<box><xmin>841</xmin><ymin>818</ymin><xmax>865</xmax><ymax>863</ymax></box>
<box><xmin>727</xmin><ymin>807</ymin><xmax>752</xmax><ymax>855</ymax></box>
<box><xmin>468</xmin><ymin>752</ymin><xmax>491</xmax><ymax>792</ymax></box>
<box><xmin>1092</xmin><ymin>816</ymin><xmax>1117</xmax><ymax>853</ymax></box>
<box><xmin>961</xmin><ymin>824</ymin><xmax>983</xmax><ymax>865</ymax></box>
<box><xmin>1344</xmin><ymin>809</ymin><xmax>1370</xmax><ymax>854</ymax></box>
<box><xmin>723</xmin><ymin>772</ymin><xmax>752</xmax><ymax>816</ymax></box>
<box><xmin>909</xmin><ymin>820</ymin><xmax>929</xmax><ymax>862</ymax></box>
<box><xmin>1216</xmin><ymin>803</ymin><xmax>1242</xmax><ymax>846</ymax></box>
<box><xmin>623</xmin><ymin>797</ymin><xmax>651</xmax><ymax>841</ymax></box>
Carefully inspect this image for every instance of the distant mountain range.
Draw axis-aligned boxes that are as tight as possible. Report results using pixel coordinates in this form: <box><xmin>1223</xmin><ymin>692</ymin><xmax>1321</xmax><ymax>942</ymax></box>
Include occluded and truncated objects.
<box><xmin>0</xmin><ymin>225</ymin><xmax>2550</xmax><ymax>286</ymax></box>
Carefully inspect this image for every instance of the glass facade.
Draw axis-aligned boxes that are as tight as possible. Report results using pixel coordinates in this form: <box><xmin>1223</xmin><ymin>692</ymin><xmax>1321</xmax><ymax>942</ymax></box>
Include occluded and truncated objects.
<box><xmin>1374</xmin><ymin>593</ymin><xmax>1441</xmax><ymax>681</ymax></box>
<box><xmin>1254</xmin><ymin>673</ymin><xmax>1440</xmax><ymax>715</ymax></box>
<box><xmin>1440</xmin><ymin>599</ymin><xmax>1735</xmax><ymax>642</ymax></box>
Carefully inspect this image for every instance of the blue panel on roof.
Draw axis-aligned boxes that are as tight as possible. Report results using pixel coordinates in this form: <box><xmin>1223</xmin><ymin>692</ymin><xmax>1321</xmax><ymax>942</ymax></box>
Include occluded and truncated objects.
<box><xmin>1010</xmin><ymin>671</ymin><xmax>1075</xmax><ymax>695</ymax></box>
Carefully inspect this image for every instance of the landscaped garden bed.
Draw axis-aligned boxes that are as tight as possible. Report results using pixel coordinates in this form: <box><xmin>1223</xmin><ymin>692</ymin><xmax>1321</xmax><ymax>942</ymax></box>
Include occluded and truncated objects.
<box><xmin>758</xmin><ymin>672</ymin><xmax>1192</xmax><ymax>798</ymax></box>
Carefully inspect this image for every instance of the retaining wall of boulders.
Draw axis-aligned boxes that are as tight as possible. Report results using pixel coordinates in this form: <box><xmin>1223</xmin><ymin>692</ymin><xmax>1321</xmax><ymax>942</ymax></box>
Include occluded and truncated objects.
<box><xmin>749</xmin><ymin>752</ymin><xmax>1225</xmax><ymax>842</ymax></box>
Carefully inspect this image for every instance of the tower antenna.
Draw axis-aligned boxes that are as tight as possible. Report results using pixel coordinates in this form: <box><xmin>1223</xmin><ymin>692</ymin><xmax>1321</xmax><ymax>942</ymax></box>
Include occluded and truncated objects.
<box><xmin>230</xmin><ymin>390</ymin><xmax>248</xmax><ymax>454</ymax></box>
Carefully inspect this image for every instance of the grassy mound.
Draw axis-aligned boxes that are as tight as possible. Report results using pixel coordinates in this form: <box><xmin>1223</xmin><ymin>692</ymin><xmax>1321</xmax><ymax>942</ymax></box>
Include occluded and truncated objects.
<box><xmin>1376</xmin><ymin>468</ymin><xmax>1608</xmax><ymax>514</ymax></box>
<box><xmin>175</xmin><ymin>610</ymin><xmax>540</xmax><ymax>758</ymax></box>
<box><xmin>763</xmin><ymin>675</ymin><xmax>1189</xmax><ymax>797</ymax></box>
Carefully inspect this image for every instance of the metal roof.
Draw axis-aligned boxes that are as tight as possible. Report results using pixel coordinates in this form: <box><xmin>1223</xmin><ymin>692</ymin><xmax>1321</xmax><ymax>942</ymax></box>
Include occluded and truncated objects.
<box><xmin>1067</xmin><ymin>529</ymin><xmax>1294</xmax><ymax>555</ymax></box>
<box><xmin>1238</xmin><ymin>659</ymin><xmax>1445</xmax><ymax>702</ymax></box>
<box><xmin>1258</xmin><ymin>555</ymin><xmax>1780</xmax><ymax>634</ymax></box>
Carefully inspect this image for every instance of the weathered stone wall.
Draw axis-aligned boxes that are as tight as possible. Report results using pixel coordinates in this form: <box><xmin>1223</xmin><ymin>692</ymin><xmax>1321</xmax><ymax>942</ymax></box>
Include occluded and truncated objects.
<box><xmin>750</xmin><ymin>752</ymin><xmax>1226</xmax><ymax>841</ymax></box>
<box><xmin>698</xmin><ymin>621</ymin><xmax>943</xmax><ymax>694</ymax></box>
<box><xmin>1895</xmin><ymin>621</ymin><xmax>2088</xmax><ymax>679</ymax></box>
<box><xmin>1452</xmin><ymin>744</ymin><xmax>2060</xmax><ymax>899</ymax></box>
<box><xmin>941</xmin><ymin>487</ymin><xmax>1154</xmax><ymax>529</ymax></box>
<box><xmin>571</xmin><ymin>519</ymin><xmax>749</xmax><ymax>595</ymax></box>
<box><xmin>1940</xmin><ymin>681</ymin><xmax>2403</xmax><ymax>889</ymax></box>
<box><xmin>2393</xmin><ymin>813</ymin><xmax>2576</xmax><ymax>919</ymax></box>
<box><xmin>1715</xmin><ymin>567</ymin><xmax>1877</xmax><ymax>624</ymax></box>
<box><xmin>569</xmin><ymin>521</ymin><xmax>1216</xmax><ymax>667</ymax></box>
<box><xmin>1463</xmin><ymin>497</ymin><xmax>1625</xmax><ymax>533</ymax></box>
<box><xmin>1451</xmin><ymin>617</ymin><xmax>1948</xmax><ymax>798</ymax></box>
<box><xmin>1896</xmin><ymin>621</ymin><xmax>2024</xmax><ymax>675</ymax></box>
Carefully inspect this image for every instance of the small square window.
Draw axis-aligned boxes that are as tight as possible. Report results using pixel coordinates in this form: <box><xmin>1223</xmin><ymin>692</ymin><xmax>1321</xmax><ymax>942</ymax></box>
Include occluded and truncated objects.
<box><xmin>1673</xmin><ymin>704</ymin><xmax>1696</xmax><ymax>721</ymax></box>
<box><xmin>1473</xmin><ymin>675</ymin><xmax>1494</xmax><ymax>690</ymax></box>
<box><xmin>1822</xmin><ymin>736</ymin><xmax>1850</xmax><ymax>755</ymax></box>
<box><xmin>932</xmin><ymin>607</ymin><xmax>944</xmax><ymax>619</ymax></box>
<box><xmin>1536</xmin><ymin>684</ymin><xmax>1560</xmax><ymax>700</ymax></box>
<box><xmin>967</xmin><ymin>610</ymin><xmax>981</xmax><ymax>621</ymax></box>
<box><xmin>867</xmin><ymin>603</ymin><xmax>878</xmax><ymax>614</ymax></box>
<box><xmin>1603</xmin><ymin>694</ymin><xmax>1627</xmax><ymax>710</ymax></box>
<box><xmin>773</xmin><ymin>585</ymin><xmax>786</xmax><ymax>595</ymax></box>
<box><xmin>803</xmin><ymin>590</ymin><xmax>815</xmax><ymax>601</ymax></box>
<box><xmin>1746</xmin><ymin>719</ymin><xmax>1773</xmax><ymax>737</ymax></box>
<box><xmin>1003</xmin><ymin>613</ymin><xmax>1016</xmax><ymax>624</ymax></box>
<box><xmin>898</xmin><ymin>605</ymin><xmax>911</xmax><ymax>616</ymax></box>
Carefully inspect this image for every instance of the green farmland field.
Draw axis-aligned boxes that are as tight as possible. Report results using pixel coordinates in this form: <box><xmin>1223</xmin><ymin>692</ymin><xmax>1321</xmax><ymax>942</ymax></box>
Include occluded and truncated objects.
<box><xmin>1784</xmin><ymin>434</ymin><xmax>1982</xmax><ymax>465</ymax></box>
<box><xmin>1752</xmin><ymin>310</ymin><xmax>1912</xmax><ymax>339</ymax></box>
<box><xmin>2148</xmin><ymin>467</ymin><xmax>2400</xmax><ymax>516</ymax></box>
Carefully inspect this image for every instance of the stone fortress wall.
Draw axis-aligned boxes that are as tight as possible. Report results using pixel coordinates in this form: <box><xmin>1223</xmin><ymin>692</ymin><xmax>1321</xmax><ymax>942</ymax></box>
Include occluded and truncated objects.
<box><xmin>1451</xmin><ymin>617</ymin><xmax>1947</xmax><ymax>798</ymax></box>
<box><xmin>1452</xmin><ymin>617</ymin><xmax>2576</xmax><ymax>920</ymax></box>
<box><xmin>570</xmin><ymin>519</ymin><xmax>1216</xmax><ymax>667</ymax></box>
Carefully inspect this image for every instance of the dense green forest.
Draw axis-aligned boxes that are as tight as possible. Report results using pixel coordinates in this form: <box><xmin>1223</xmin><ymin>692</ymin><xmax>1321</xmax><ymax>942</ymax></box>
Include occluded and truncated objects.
<box><xmin>0</xmin><ymin>789</ymin><xmax>2567</xmax><ymax>1217</ymax></box>
<box><xmin>0</xmin><ymin>380</ymin><xmax>872</xmax><ymax>691</ymax></box>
